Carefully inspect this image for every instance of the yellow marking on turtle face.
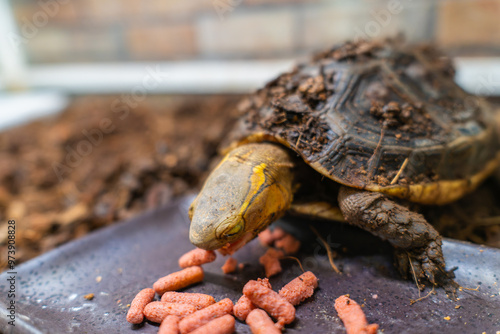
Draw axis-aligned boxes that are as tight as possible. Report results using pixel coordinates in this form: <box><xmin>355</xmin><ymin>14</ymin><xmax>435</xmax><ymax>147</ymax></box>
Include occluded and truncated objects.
<box><xmin>190</xmin><ymin>143</ymin><xmax>294</xmax><ymax>250</ymax></box>
<box><xmin>235</xmin><ymin>161</ymin><xmax>293</xmax><ymax>235</ymax></box>
<box><xmin>212</xmin><ymin>162</ymin><xmax>271</xmax><ymax>240</ymax></box>
<box><xmin>236</xmin><ymin>163</ymin><xmax>268</xmax><ymax>219</ymax></box>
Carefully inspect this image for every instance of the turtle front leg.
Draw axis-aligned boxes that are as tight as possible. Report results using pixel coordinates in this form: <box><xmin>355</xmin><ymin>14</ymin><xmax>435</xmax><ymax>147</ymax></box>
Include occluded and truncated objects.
<box><xmin>338</xmin><ymin>186</ymin><xmax>456</xmax><ymax>290</ymax></box>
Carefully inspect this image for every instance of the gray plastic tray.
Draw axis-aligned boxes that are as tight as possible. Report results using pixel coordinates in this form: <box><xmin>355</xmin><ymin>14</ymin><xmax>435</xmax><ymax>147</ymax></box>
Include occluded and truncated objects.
<box><xmin>1</xmin><ymin>196</ymin><xmax>499</xmax><ymax>333</ymax></box>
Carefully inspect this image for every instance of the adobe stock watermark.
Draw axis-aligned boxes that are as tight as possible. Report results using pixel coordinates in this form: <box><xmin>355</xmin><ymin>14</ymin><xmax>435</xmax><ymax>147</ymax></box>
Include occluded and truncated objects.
<box><xmin>8</xmin><ymin>0</ymin><xmax>71</xmax><ymax>51</ymax></box>
<box><xmin>354</xmin><ymin>0</ymin><xmax>411</xmax><ymax>42</ymax></box>
<box><xmin>212</xmin><ymin>0</ymin><xmax>243</xmax><ymax>21</ymax></box>
<box><xmin>52</xmin><ymin>65</ymin><xmax>169</xmax><ymax>183</ymax></box>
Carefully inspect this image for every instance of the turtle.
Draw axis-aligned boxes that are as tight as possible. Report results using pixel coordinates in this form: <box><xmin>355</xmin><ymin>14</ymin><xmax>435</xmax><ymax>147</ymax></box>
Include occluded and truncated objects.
<box><xmin>188</xmin><ymin>39</ymin><xmax>500</xmax><ymax>291</ymax></box>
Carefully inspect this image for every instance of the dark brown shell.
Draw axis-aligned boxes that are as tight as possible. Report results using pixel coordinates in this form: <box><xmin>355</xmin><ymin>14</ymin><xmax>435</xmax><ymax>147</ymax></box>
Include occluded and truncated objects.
<box><xmin>226</xmin><ymin>39</ymin><xmax>500</xmax><ymax>202</ymax></box>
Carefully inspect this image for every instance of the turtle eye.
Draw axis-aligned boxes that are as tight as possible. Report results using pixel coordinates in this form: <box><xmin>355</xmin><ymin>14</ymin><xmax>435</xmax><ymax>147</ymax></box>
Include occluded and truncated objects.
<box><xmin>215</xmin><ymin>216</ymin><xmax>245</xmax><ymax>240</ymax></box>
<box><xmin>223</xmin><ymin>223</ymin><xmax>242</xmax><ymax>238</ymax></box>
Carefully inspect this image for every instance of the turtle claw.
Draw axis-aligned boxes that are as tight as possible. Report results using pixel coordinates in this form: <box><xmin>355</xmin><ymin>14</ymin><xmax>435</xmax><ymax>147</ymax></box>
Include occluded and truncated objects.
<box><xmin>394</xmin><ymin>240</ymin><xmax>457</xmax><ymax>295</ymax></box>
<box><xmin>338</xmin><ymin>188</ymin><xmax>459</xmax><ymax>298</ymax></box>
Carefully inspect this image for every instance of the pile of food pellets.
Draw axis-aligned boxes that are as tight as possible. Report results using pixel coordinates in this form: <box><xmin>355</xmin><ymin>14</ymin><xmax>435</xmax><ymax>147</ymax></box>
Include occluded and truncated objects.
<box><xmin>126</xmin><ymin>228</ymin><xmax>378</xmax><ymax>334</ymax></box>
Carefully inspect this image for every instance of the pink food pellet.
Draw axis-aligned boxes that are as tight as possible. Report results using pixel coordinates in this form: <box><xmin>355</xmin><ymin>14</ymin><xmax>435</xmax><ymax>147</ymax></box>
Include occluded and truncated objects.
<box><xmin>259</xmin><ymin>248</ymin><xmax>284</xmax><ymax>277</ymax></box>
<box><xmin>221</xmin><ymin>257</ymin><xmax>238</xmax><ymax>274</ymax></box>
<box><xmin>258</xmin><ymin>229</ymin><xmax>274</xmax><ymax>246</ymax></box>
<box><xmin>179</xmin><ymin>298</ymin><xmax>234</xmax><ymax>334</ymax></box>
<box><xmin>233</xmin><ymin>278</ymin><xmax>272</xmax><ymax>321</ymax></box>
<box><xmin>144</xmin><ymin>302</ymin><xmax>197</xmax><ymax>323</ymax></box>
<box><xmin>178</xmin><ymin>248</ymin><xmax>216</xmax><ymax>268</ymax></box>
<box><xmin>126</xmin><ymin>288</ymin><xmax>155</xmax><ymax>324</ymax></box>
<box><xmin>279</xmin><ymin>271</ymin><xmax>318</xmax><ymax>305</ymax></box>
<box><xmin>334</xmin><ymin>295</ymin><xmax>379</xmax><ymax>334</ymax></box>
<box><xmin>160</xmin><ymin>292</ymin><xmax>215</xmax><ymax>310</ymax></box>
<box><xmin>275</xmin><ymin>234</ymin><xmax>301</xmax><ymax>254</ymax></box>
<box><xmin>246</xmin><ymin>309</ymin><xmax>281</xmax><ymax>334</ymax></box>
<box><xmin>243</xmin><ymin>280</ymin><xmax>295</xmax><ymax>326</ymax></box>
<box><xmin>158</xmin><ymin>315</ymin><xmax>180</xmax><ymax>334</ymax></box>
<box><xmin>189</xmin><ymin>314</ymin><xmax>235</xmax><ymax>334</ymax></box>
<box><xmin>153</xmin><ymin>266</ymin><xmax>204</xmax><ymax>295</ymax></box>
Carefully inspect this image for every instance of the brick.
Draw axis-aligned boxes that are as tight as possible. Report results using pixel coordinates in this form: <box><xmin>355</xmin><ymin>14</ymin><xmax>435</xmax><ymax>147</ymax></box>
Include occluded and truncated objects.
<box><xmin>126</xmin><ymin>24</ymin><xmax>197</xmax><ymax>60</ymax></box>
<box><xmin>301</xmin><ymin>4</ymin><xmax>369</xmax><ymax>50</ymax></box>
<box><xmin>396</xmin><ymin>1</ymin><xmax>436</xmax><ymax>42</ymax></box>
<box><xmin>113</xmin><ymin>0</ymin><xmax>212</xmax><ymax>20</ymax></box>
<box><xmin>301</xmin><ymin>1</ymin><xmax>434</xmax><ymax>50</ymax></box>
<box><xmin>67</xmin><ymin>30</ymin><xmax>120</xmax><ymax>61</ymax></box>
<box><xmin>24</xmin><ymin>28</ymin><xmax>72</xmax><ymax>63</ymax></box>
<box><xmin>142</xmin><ymin>0</ymin><xmax>211</xmax><ymax>19</ymax></box>
<box><xmin>244</xmin><ymin>0</ymin><xmax>314</xmax><ymax>5</ymax></box>
<box><xmin>360</xmin><ymin>1</ymin><xmax>435</xmax><ymax>43</ymax></box>
<box><xmin>12</xmin><ymin>1</ymin><xmax>79</xmax><ymax>24</ymax></box>
<box><xmin>77</xmin><ymin>0</ymin><xmax>123</xmax><ymax>22</ymax></box>
<box><xmin>120</xmin><ymin>0</ymin><xmax>149</xmax><ymax>18</ymax></box>
<box><xmin>437</xmin><ymin>0</ymin><xmax>500</xmax><ymax>46</ymax></box>
<box><xmin>52</xmin><ymin>1</ymin><xmax>80</xmax><ymax>23</ymax></box>
<box><xmin>11</xmin><ymin>3</ymin><xmax>37</xmax><ymax>23</ymax></box>
<box><xmin>197</xmin><ymin>10</ymin><xmax>295</xmax><ymax>57</ymax></box>
<box><xmin>23</xmin><ymin>26</ymin><xmax>118</xmax><ymax>63</ymax></box>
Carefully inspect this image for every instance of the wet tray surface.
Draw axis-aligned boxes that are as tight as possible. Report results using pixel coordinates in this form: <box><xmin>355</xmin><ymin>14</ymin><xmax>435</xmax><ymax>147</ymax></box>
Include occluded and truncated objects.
<box><xmin>1</xmin><ymin>196</ymin><xmax>499</xmax><ymax>334</ymax></box>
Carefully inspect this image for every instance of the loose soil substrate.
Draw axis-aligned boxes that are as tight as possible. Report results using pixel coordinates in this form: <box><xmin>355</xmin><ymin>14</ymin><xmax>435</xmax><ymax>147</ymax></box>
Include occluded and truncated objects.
<box><xmin>0</xmin><ymin>95</ymin><xmax>240</xmax><ymax>271</ymax></box>
<box><xmin>0</xmin><ymin>94</ymin><xmax>499</xmax><ymax>272</ymax></box>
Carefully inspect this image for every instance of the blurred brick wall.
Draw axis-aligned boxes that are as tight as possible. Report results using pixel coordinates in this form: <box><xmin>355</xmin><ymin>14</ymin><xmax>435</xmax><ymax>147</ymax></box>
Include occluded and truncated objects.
<box><xmin>10</xmin><ymin>0</ymin><xmax>500</xmax><ymax>64</ymax></box>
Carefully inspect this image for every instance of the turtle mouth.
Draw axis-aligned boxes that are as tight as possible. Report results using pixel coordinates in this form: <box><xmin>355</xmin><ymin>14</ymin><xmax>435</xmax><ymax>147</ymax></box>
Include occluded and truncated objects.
<box><xmin>217</xmin><ymin>231</ymin><xmax>255</xmax><ymax>255</ymax></box>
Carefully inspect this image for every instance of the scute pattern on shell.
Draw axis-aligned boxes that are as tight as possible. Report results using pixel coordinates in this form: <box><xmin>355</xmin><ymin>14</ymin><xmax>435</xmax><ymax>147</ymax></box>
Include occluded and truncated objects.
<box><xmin>227</xmin><ymin>39</ymin><xmax>500</xmax><ymax>190</ymax></box>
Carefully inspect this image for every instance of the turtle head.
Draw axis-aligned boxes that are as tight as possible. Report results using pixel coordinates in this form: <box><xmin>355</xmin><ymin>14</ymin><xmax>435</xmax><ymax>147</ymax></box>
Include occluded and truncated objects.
<box><xmin>189</xmin><ymin>143</ymin><xmax>293</xmax><ymax>253</ymax></box>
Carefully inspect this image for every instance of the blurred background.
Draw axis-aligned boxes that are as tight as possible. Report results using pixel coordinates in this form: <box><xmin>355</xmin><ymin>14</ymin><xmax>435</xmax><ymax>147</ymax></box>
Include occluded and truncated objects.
<box><xmin>2</xmin><ymin>0</ymin><xmax>500</xmax><ymax>95</ymax></box>
<box><xmin>1</xmin><ymin>0</ymin><xmax>500</xmax><ymax>269</ymax></box>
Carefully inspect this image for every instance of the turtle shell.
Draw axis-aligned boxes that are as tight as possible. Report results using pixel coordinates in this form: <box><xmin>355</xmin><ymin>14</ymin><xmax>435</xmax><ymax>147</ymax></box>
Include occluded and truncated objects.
<box><xmin>226</xmin><ymin>39</ymin><xmax>500</xmax><ymax>205</ymax></box>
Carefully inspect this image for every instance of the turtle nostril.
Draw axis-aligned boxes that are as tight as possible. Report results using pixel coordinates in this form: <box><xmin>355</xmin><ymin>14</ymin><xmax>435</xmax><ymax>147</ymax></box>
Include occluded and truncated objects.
<box><xmin>189</xmin><ymin>234</ymin><xmax>220</xmax><ymax>251</ymax></box>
